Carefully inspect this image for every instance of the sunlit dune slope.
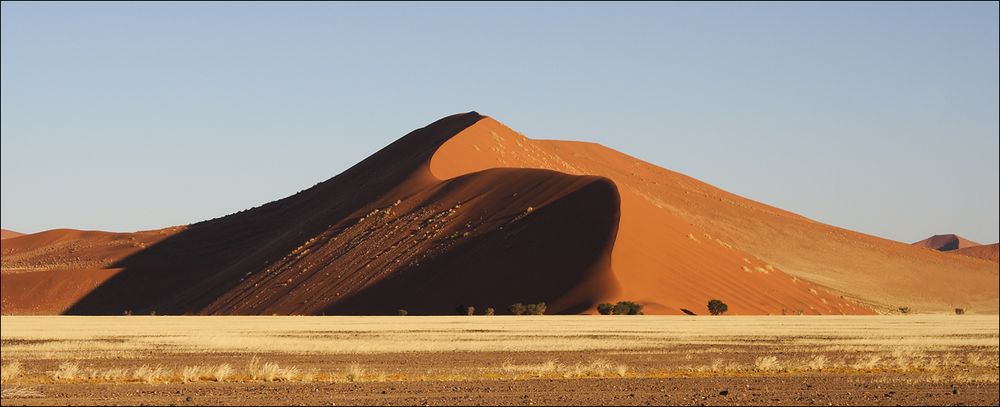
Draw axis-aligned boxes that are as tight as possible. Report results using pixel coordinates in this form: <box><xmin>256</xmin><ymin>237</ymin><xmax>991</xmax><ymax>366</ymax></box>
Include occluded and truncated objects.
<box><xmin>430</xmin><ymin>117</ymin><xmax>998</xmax><ymax>314</ymax></box>
<box><xmin>953</xmin><ymin>243</ymin><xmax>999</xmax><ymax>263</ymax></box>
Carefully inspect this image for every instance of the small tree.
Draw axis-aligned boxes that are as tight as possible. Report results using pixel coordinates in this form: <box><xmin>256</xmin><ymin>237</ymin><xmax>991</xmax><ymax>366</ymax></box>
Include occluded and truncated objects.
<box><xmin>898</xmin><ymin>307</ymin><xmax>911</xmax><ymax>315</ymax></box>
<box><xmin>456</xmin><ymin>304</ymin><xmax>475</xmax><ymax>316</ymax></box>
<box><xmin>954</xmin><ymin>308</ymin><xmax>965</xmax><ymax>315</ymax></box>
<box><xmin>397</xmin><ymin>309</ymin><xmax>408</xmax><ymax>316</ymax></box>
<box><xmin>707</xmin><ymin>299</ymin><xmax>728</xmax><ymax>316</ymax></box>
<box><xmin>597</xmin><ymin>303</ymin><xmax>614</xmax><ymax>315</ymax></box>
<box><xmin>508</xmin><ymin>303</ymin><xmax>526</xmax><ymax>316</ymax></box>
<box><xmin>484</xmin><ymin>307</ymin><xmax>495</xmax><ymax>316</ymax></box>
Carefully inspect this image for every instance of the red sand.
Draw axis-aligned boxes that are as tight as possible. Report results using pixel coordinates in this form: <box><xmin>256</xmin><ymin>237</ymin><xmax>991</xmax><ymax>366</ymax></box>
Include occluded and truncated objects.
<box><xmin>1</xmin><ymin>113</ymin><xmax>996</xmax><ymax>315</ymax></box>
<box><xmin>912</xmin><ymin>234</ymin><xmax>982</xmax><ymax>251</ymax></box>
<box><xmin>952</xmin><ymin>243</ymin><xmax>999</xmax><ymax>263</ymax></box>
<box><xmin>0</xmin><ymin>228</ymin><xmax>23</xmax><ymax>240</ymax></box>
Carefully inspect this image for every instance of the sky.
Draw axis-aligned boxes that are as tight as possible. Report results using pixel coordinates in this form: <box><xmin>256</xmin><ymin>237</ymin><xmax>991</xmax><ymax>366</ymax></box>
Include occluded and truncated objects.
<box><xmin>1</xmin><ymin>2</ymin><xmax>998</xmax><ymax>244</ymax></box>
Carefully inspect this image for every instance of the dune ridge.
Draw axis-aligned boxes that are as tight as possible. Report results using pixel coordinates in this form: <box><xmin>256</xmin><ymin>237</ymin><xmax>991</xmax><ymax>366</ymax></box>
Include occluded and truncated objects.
<box><xmin>952</xmin><ymin>243</ymin><xmax>999</xmax><ymax>263</ymax></box>
<box><xmin>1</xmin><ymin>112</ymin><xmax>996</xmax><ymax>315</ymax></box>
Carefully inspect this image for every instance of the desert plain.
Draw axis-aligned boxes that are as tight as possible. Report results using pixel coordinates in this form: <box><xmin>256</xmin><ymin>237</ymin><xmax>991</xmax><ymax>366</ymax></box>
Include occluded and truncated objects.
<box><xmin>1</xmin><ymin>315</ymin><xmax>998</xmax><ymax>406</ymax></box>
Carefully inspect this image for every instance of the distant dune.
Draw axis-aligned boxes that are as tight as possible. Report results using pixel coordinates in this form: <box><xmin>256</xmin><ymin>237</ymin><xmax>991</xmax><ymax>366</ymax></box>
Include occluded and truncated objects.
<box><xmin>2</xmin><ymin>113</ymin><xmax>997</xmax><ymax>315</ymax></box>
<box><xmin>912</xmin><ymin>234</ymin><xmax>982</xmax><ymax>252</ymax></box>
<box><xmin>952</xmin><ymin>243</ymin><xmax>999</xmax><ymax>263</ymax></box>
<box><xmin>1</xmin><ymin>229</ymin><xmax>24</xmax><ymax>240</ymax></box>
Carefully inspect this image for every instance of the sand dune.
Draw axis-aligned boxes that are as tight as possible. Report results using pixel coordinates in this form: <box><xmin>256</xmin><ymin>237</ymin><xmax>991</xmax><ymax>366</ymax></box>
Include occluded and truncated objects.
<box><xmin>952</xmin><ymin>243</ymin><xmax>999</xmax><ymax>262</ymax></box>
<box><xmin>0</xmin><ymin>229</ymin><xmax>23</xmax><ymax>240</ymax></box>
<box><xmin>1</xmin><ymin>228</ymin><xmax>179</xmax><ymax>273</ymax></box>
<box><xmin>912</xmin><ymin>234</ymin><xmax>982</xmax><ymax>251</ymax></box>
<box><xmin>429</xmin><ymin>116</ymin><xmax>998</xmax><ymax>314</ymax></box>
<box><xmin>1</xmin><ymin>112</ymin><xmax>996</xmax><ymax>315</ymax></box>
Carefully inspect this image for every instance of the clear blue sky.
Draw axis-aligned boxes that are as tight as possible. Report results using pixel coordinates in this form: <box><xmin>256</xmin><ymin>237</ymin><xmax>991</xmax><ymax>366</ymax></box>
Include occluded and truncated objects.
<box><xmin>2</xmin><ymin>2</ymin><xmax>998</xmax><ymax>244</ymax></box>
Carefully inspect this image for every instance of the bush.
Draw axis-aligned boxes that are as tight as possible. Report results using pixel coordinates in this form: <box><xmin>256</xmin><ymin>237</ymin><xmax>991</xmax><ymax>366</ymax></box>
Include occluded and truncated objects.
<box><xmin>899</xmin><ymin>307</ymin><xmax>911</xmax><ymax>315</ymax></box>
<box><xmin>397</xmin><ymin>309</ymin><xmax>408</xmax><ymax>316</ymax></box>
<box><xmin>597</xmin><ymin>303</ymin><xmax>614</xmax><ymax>315</ymax></box>
<box><xmin>508</xmin><ymin>303</ymin><xmax>526</xmax><ymax>315</ymax></box>
<box><xmin>484</xmin><ymin>307</ymin><xmax>495</xmax><ymax>316</ymax></box>
<box><xmin>614</xmin><ymin>301</ymin><xmax>644</xmax><ymax>315</ymax></box>
<box><xmin>524</xmin><ymin>302</ymin><xmax>547</xmax><ymax>315</ymax></box>
<box><xmin>707</xmin><ymin>299</ymin><xmax>728</xmax><ymax>316</ymax></box>
<box><xmin>954</xmin><ymin>308</ymin><xmax>965</xmax><ymax>315</ymax></box>
<box><xmin>597</xmin><ymin>301</ymin><xmax>644</xmax><ymax>315</ymax></box>
<box><xmin>456</xmin><ymin>305</ymin><xmax>475</xmax><ymax>316</ymax></box>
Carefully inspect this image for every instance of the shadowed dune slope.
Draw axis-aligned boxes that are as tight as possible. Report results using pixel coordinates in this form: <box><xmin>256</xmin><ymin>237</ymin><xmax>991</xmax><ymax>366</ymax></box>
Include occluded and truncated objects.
<box><xmin>953</xmin><ymin>244</ymin><xmax>999</xmax><ymax>263</ymax></box>
<box><xmin>913</xmin><ymin>234</ymin><xmax>982</xmax><ymax>252</ymax></box>
<box><xmin>2</xmin><ymin>112</ymin><xmax>996</xmax><ymax>315</ymax></box>
<box><xmin>3</xmin><ymin>113</ymin><xmax>617</xmax><ymax>315</ymax></box>
<box><xmin>1</xmin><ymin>229</ymin><xmax>23</xmax><ymax>240</ymax></box>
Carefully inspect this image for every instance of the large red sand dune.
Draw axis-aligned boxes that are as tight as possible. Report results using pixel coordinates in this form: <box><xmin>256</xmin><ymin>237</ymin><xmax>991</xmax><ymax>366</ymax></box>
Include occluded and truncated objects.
<box><xmin>2</xmin><ymin>113</ymin><xmax>997</xmax><ymax>315</ymax></box>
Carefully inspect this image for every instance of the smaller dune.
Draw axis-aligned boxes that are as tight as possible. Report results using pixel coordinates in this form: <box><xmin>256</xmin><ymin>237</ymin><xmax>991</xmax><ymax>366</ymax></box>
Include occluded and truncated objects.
<box><xmin>1</xmin><ymin>229</ymin><xmax>24</xmax><ymax>240</ymax></box>
<box><xmin>912</xmin><ymin>234</ymin><xmax>981</xmax><ymax>252</ymax></box>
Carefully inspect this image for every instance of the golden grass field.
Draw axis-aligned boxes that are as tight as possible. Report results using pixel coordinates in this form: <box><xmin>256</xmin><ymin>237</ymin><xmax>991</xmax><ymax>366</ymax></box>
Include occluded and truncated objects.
<box><xmin>1</xmin><ymin>315</ymin><xmax>998</xmax><ymax>405</ymax></box>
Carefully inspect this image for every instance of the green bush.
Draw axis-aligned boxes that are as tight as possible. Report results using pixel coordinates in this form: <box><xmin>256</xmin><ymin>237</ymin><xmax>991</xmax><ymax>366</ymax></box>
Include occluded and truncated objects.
<box><xmin>707</xmin><ymin>299</ymin><xmax>728</xmax><ymax>316</ymax></box>
<box><xmin>508</xmin><ymin>303</ymin><xmax>526</xmax><ymax>315</ymax></box>
<box><xmin>597</xmin><ymin>303</ymin><xmax>614</xmax><ymax>315</ymax></box>
<box><xmin>484</xmin><ymin>307</ymin><xmax>495</xmax><ymax>316</ymax></box>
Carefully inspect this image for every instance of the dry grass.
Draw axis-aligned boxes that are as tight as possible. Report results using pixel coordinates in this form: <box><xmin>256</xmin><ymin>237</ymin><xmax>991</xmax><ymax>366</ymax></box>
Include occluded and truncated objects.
<box><xmin>344</xmin><ymin>363</ymin><xmax>386</xmax><ymax>382</ymax></box>
<box><xmin>212</xmin><ymin>363</ymin><xmax>233</xmax><ymax>382</ymax></box>
<box><xmin>806</xmin><ymin>355</ymin><xmax>828</xmax><ymax>371</ymax></box>
<box><xmin>499</xmin><ymin>359</ymin><xmax>629</xmax><ymax>379</ymax></box>
<box><xmin>1</xmin><ymin>384</ymin><xmax>43</xmax><ymax>398</ymax></box>
<box><xmin>0</xmin><ymin>361</ymin><xmax>22</xmax><ymax>384</ymax></box>
<box><xmin>91</xmin><ymin>367</ymin><xmax>128</xmax><ymax>382</ymax></box>
<box><xmin>852</xmin><ymin>355</ymin><xmax>882</xmax><ymax>370</ymax></box>
<box><xmin>2</xmin><ymin>315</ymin><xmax>996</xmax><ymax>359</ymax></box>
<box><xmin>50</xmin><ymin>362</ymin><xmax>80</xmax><ymax>381</ymax></box>
<box><xmin>0</xmin><ymin>315</ymin><xmax>996</xmax><ymax>388</ymax></box>
<box><xmin>0</xmin><ymin>358</ymin><xmax>403</xmax><ymax>386</ymax></box>
<box><xmin>753</xmin><ymin>356</ymin><xmax>782</xmax><ymax>372</ymax></box>
<box><xmin>132</xmin><ymin>365</ymin><xmax>168</xmax><ymax>384</ymax></box>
